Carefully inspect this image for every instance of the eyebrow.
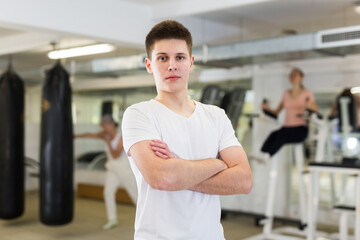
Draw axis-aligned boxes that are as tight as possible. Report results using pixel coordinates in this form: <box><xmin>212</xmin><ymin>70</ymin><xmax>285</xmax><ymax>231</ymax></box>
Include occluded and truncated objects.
<box><xmin>156</xmin><ymin>52</ymin><xmax>187</xmax><ymax>55</ymax></box>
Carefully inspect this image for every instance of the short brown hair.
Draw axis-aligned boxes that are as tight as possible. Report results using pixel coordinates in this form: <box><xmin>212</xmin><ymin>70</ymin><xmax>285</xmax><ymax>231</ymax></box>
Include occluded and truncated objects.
<box><xmin>145</xmin><ymin>20</ymin><xmax>193</xmax><ymax>58</ymax></box>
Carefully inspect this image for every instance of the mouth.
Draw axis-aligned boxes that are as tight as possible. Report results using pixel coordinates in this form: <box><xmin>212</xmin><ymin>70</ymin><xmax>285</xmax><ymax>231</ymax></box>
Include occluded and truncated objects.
<box><xmin>166</xmin><ymin>75</ymin><xmax>181</xmax><ymax>81</ymax></box>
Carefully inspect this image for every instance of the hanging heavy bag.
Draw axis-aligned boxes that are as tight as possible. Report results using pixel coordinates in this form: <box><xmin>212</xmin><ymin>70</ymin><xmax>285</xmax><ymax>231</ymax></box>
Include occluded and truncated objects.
<box><xmin>0</xmin><ymin>66</ymin><xmax>25</xmax><ymax>219</ymax></box>
<box><xmin>40</xmin><ymin>62</ymin><xmax>74</xmax><ymax>225</ymax></box>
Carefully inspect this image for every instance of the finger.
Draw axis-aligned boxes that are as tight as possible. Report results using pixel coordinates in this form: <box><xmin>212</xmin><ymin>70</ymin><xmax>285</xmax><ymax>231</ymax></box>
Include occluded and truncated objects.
<box><xmin>156</xmin><ymin>152</ymin><xmax>168</xmax><ymax>159</ymax></box>
<box><xmin>155</xmin><ymin>151</ymin><xmax>169</xmax><ymax>159</ymax></box>
<box><xmin>152</xmin><ymin>139</ymin><xmax>165</xmax><ymax>144</ymax></box>
<box><xmin>150</xmin><ymin>141</ymin><xmax>162</xmax><ymax>147</ymax></box>
<box><xmin>152</xmin><ymin>139</ymin><xmax>168</xmax><ymax>147</ymax></box>
<box><xmin>151</xmin><ymin>139</ymin><xmax>167</xmax><ymax>146</ymax></box>
<box><xmin>150</xmin><ymin>141</ymin><xmax>168</xmax><ymax>149</ymax></box>
<box><xmin>151</xmin><ymin>146</ymin><xmax>171</xmax><ymax>157</ymax></box>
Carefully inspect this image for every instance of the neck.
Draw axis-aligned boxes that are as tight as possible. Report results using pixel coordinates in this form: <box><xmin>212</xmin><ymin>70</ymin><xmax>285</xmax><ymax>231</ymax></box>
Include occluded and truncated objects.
<box><xmin>292</xmin><ymin>84</ymin><xmax>302</xmax><ymax>92</ymax></box>
<box><xmin>155</xmin><ymin>89</ymin><xmax>190</xmax><ymax>108</ymax></box>
<box><xmin>154</xmin><ymin>89</ymin><xmax>196</xmax><ymax>116</ymax></box>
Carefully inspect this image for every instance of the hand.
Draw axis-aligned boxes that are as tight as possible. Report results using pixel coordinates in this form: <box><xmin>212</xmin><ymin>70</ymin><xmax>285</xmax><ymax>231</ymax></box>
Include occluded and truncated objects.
<box><xmin>99</xmin><ymin>132</ymin><xmax>111</xmax><ymax>141</ymax></box>
<box><xmin>261</xmin><ymin>102</ymin><xmax>268</xmax><ymax>110</ymax></box>
<box><xmin>150</xmin><ymin>139</ymin><xmax>175</xmax><ymax>159</ymax></box>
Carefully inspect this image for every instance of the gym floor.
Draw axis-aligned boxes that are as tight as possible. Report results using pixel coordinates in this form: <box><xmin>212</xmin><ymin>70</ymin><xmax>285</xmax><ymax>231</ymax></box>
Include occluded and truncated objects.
<box><xmin>0</xmin><ymin>192</ymin><xmax>262</xmax><ymax>240</ymax></box>
<box><xmin>0</xmin><ymin>192</ymin><xmax>340</xmax><ymax>240</ymax></box>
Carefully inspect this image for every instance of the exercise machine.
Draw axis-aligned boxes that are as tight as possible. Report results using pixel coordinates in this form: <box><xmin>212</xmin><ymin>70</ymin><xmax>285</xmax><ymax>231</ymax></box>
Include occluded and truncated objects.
<box><xmin>246</xmin><ymin>103</ymin><xmax>327</xmax><ymax>240</ymax></box>
<box><xmin>308</xmin><ymin>94</ymin><xmax>360</xmax><ymax>240</ymax></box>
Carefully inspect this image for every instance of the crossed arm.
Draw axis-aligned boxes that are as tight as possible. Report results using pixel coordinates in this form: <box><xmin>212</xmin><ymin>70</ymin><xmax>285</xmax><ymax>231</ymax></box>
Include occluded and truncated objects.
<box><xmin>189</xmin><ymin>146</ymin><xmax>252</xmax><ymax>195</ymax></box>
<box><xmin>129</xmin><ymin>140</ymin><xmax>252</xmax><ymax>195</ymax></box>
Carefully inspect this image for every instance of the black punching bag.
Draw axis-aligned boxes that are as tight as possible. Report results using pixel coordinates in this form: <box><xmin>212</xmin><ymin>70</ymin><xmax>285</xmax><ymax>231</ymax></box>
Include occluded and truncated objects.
<box><xmin>40</xmin><ymin>62</ymin><xmax>73</xmax><ymax>225</ymax></box>
<box><xmin>0</xmin><ymin>65</ymin><xmax>24</xmax><ymax>219</ymax></box>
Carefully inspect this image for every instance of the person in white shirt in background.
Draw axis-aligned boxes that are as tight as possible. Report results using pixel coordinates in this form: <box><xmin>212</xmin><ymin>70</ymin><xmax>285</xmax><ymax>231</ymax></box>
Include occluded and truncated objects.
<box><xmin>122</xmin><ymin>20</ymin><xmax>253</xmax><ymax>240</ymax></box>
<box><xmin>75</xmin><ymin>115</ymin><xmax>137</xmax><ymax>230</ymax></box>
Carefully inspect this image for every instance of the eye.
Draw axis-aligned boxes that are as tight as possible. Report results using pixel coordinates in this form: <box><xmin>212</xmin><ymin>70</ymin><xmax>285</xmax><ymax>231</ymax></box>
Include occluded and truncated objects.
<box><xmin>176</xmin><ymin>56</ymin><xmax>185</xmax><ymax>60</ymax></box>
<box><xmin>158</xmin><ymin>56</ymin><xmax>167</xmax><ymax>61</ymax></box>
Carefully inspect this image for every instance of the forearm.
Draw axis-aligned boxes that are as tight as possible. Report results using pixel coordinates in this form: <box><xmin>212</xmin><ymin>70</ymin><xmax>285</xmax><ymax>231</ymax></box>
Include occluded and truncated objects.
<box><xmin>130</xmin><ymin>140</ymin><xmax>228</xmax><ymax>191</ymax></box>
<box><xmin>267</xmin><ymin>102</ymin><xmax>284</xmax><ymax>115</ymax></box>
<box><xmin>156</xmin><ymin>158</ymin><xmax>227</xmax><ymax>191</ymax></box>
<box><xmin>75</xmin><ymin>133</ymin><xmax>99</xmax><ymax>138</ymax></box>
<box><xmin>274</xmin><ymin>104</ymin><xmax>284</xmax><ymax>115</ymax></box>
<box><xmin>106</xmin><ymin>141</ymin><xmax>123</xmax><ymax>159</ymax></box>
<box><xmin>190</xmin><ymin>166</ymin><xmax>252</xmax><ymax>195</ymax></box>
<box><xmin>307</xmin><ymin>101</ymin><xmax>318</xmax><ymax>112</ymax></box>
<box><xmin>263</xmin><ymin>106</ymin><xmax>279</xmax><ymax>116</ymax></box>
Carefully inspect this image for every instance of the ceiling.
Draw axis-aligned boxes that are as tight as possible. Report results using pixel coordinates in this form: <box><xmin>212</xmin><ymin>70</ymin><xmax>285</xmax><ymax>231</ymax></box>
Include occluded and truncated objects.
<box><xmin>0</xmin><ymin>0</ymin><xmax>359</xmax><ymax>83</ymax></box>
<box><xmin>195</xmin><ymin>0</ymin><xmax>360</xmax><ymax>44</ymax></box>
<box><xmin>0</xmin><ymin>27</ymin><xmax>22</xmax><ymax>38</ymax></box>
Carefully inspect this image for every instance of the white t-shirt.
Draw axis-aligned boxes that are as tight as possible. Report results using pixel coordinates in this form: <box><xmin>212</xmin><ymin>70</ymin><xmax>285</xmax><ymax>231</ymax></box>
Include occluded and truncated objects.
<box><xmin>104</xmin><ymin>131</ymin><xmax>122</xmax><ymax>162</ymax></box>
<box><xmin>122</xmin><ymin>99</ymin><xmax>241</xmax><ymax>240</ymax></box>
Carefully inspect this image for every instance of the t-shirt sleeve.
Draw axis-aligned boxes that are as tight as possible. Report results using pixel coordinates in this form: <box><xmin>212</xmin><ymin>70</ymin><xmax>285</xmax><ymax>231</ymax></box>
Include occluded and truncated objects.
<box><xmin>218</xmin><ymin>109</ymin><xmax>242</xmax><ymax>152</ymax></box>
<box><xmin>121</xmin><ymin>105</ymin><xmax>161</xmax><ymax>156</ymax></box>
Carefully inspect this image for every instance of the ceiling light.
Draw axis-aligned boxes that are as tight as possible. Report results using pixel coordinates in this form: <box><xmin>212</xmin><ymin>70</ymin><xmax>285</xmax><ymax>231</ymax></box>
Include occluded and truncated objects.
<box><xmin>355</xmin><ymin>1</ymin><xmax>360</xmax><ymax>14</ymax></box>
<box><xmin>48</xmin><ymin>43</ymin><xmax>115</xmax><ymax>59</ymax></box>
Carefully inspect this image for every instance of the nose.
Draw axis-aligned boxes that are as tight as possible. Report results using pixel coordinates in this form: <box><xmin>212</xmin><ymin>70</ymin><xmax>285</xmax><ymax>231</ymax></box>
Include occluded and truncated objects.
<box><xmin>168</xmin><ymin>58</ymin><xmax>177</xmax><ymax>71</ymax></box>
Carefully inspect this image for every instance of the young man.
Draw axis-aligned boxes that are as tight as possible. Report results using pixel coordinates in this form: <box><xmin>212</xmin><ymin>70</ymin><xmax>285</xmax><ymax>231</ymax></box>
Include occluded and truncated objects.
<box><xmin>122</xmin><ymin>20</ymin><xmax>252</xmax><ymax>240</ymax></box>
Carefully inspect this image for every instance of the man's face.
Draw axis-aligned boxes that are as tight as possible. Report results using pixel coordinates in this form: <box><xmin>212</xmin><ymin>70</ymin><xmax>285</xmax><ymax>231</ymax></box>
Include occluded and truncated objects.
<box><xmin>145</xmin><ymin>39</ymin><xmax>194</xmax><ymax>95</ymax></box>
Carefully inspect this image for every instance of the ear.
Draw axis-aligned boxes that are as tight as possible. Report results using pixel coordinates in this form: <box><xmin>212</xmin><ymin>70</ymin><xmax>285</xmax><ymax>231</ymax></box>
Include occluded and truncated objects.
<box><xmin>189</xmin><ymin>55</ymin><xmax>195</xmax><ymax>71</ymax></box>
<box><xmin>145</xmin><ymin>58</ymin><xmax>153</xmax><ymax>74</ymax></box>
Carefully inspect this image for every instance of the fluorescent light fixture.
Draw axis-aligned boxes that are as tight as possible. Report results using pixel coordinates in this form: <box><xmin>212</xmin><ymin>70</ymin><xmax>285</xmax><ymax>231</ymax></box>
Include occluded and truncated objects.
<box><xmin>351</xmin><ymin>87</ymin><xmax>360</xmax><ymax>94</ymax></box>
<box><xmin>48</xmin><ymin>43</ymin><xmax>115</xmax><ymax>59</ymax></box>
